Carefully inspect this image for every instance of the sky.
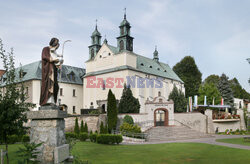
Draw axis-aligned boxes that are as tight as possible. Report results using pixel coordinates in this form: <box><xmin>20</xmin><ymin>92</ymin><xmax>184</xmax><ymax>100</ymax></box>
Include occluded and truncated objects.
<box><xmin>0</xmin><ymin>0</ymin><xmax>250</xmax><ymax>92</ymax></box>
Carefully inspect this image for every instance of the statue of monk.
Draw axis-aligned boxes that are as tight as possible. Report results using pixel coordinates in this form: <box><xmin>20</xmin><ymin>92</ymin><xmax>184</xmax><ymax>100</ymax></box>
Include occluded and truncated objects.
<box><xmin>40</xmin><ymin>38</ymin><xmax>63</xmax><ymax>107</ymax></box>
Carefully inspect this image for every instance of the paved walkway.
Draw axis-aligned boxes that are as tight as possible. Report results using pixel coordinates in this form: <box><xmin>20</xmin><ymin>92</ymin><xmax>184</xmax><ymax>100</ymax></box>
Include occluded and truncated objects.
<box><xmin>122</xmin><ymin>135</ymin><xmax>250</xmax><ymax>150</ymax></box>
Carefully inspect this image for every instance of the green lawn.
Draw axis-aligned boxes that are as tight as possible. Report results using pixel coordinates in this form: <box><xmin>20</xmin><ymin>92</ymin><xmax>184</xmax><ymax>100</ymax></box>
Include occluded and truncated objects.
<box><xmin>1</xmin><ymin>142</ymin><xmax>250</xmax><ymax>164</ymax></box>
<box><xmin>216</xmin><ymin>137</ymin><xmax>250</xmax><ymax>146</ymax></box>
<box><xmin>72</xmin><ymin>142</ymin><xmax>250</xmax><ymax>164</ymax></box>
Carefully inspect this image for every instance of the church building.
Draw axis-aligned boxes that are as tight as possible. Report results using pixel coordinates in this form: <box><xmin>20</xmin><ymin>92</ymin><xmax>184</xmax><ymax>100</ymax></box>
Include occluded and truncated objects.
<box><xmin>83</xmin><ymin>13</ymin><xmax>184</xmax><ymax>125</ymax></box>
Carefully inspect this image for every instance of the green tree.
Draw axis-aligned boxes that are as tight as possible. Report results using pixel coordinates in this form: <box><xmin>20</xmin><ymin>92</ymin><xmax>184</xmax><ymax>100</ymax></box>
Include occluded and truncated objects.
<box><xmin>0</xmin><ymin>39</ymin><xmax>34</xmax><ymax>164</ymax></box>
<box><xmin>168</xmin><ymin>85</ymin><xmax>187</xmax><ymax>113</ymax></box>
<box><xmin>74</xmin><ymin>118</ymin><xmax>80</xmax><ymax>135</ymax></box>
<box><xmin>173</xmin><ymin>56</ymin><xmax>202</xmax><ymax>98</ymax></box>
<box><xmin>198</xmin><ymin>83</ymin><xmax>221</xmax><ymax>105</ymax></box>
<box><xmin>80</xmin><ymin>120</ymin><xmax>84</xmax><ymax>133</ymax></box>
<box><xmin>229</xmin><ymin>78</ymin><xmax>250</xmax><ymax>99</ymax></box>
<box><xmin>118</xmin><ymin>84</ymin><xmax>140</xmax><ymax>113</ymax></box>
<box><xmin>84</xmin><ymin>122</ymin><xmax>88</xmax><ymax>133</ymax></box>
<box><xmin>100</xmin><ymin>121</ymin><xmax>105</xmax><ymax>134</ymax></box>
<box><xmin>218</xmin><ymin>74</ymin><xmax>234</xmax><ymax>108</ymax></box>
<box><xmin>204</xmin><ymin>74</ymin><xmax>220</xmax><ymax>87</ymax></box>
<box><xmin>107</xmin><ymin>89</ymin><xmax>118</xmax><ymax>133</ymax></box>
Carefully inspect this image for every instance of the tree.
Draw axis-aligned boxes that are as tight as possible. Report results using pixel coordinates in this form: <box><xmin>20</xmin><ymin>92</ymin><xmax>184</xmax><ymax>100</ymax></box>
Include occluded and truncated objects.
<box><xmin>0</xmin><ymin>39</ymin><xmax>34</xmax><ymax>164</ymax></box>
<box><xmin>107</xmin><ymin>89</ymin><xmax>118</xmax><ymax>133</ymax></box>
<box><xmin>100</xmin><ymin>121</ymin><xmax>105</xmax><ymax>134</ymax></box>
<box><xmin>74</xmin><ymin>118</ymin><xmax>80</xmax><ymax>135</ymax></box>
<box><xmin>168</xmin><ymin>85</ymin><xmax>187</xmax><ymax>113</ymax></box>
<box><xmin>118</xmin><ymin>84</ymin><xmax>140</xmax><ymax>113</ymax></box>
<box><xmin>229</xmin><ymin>78</ymin><xmax>250</xmax><ymax>99</ymax></box>
<box><xmin>173</xmin><ymin>56</ymin><xmax>202</xmax><ymax>98</ymax></box>
<box><xmin>84</xmin><ymin>122</ymin><xmax>88</xmax><ymax>133</ymax></box>
<box><xmin>204</xmin><ymin>74</ymin><xmax>220</xmax><ymax>87</ymax></box>
<box><xmin>80</xmin><ymin>120</ymin><xmax>84</xmax><ymax>133</ymax></box>
<box><xmin>198</xmin><ymin>83</ymin><xmax>221</xmax><ymax>105</ymax></box>
<box><xmin>218</xmin><ymin>74</ymin><xmax>234</xmax><ymax>108</ymax></box>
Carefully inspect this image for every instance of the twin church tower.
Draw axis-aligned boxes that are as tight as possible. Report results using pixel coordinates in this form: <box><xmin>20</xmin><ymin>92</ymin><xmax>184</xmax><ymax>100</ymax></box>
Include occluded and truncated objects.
<box><xmin>88</xmin><ymin>12</ymin><xmax>134</xmax><ymax>59</ymax></box>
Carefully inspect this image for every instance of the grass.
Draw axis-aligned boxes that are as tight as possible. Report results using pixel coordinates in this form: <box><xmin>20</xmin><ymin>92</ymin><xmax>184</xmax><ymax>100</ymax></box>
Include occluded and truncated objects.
<box><xmin>216</xmin><ymin>137</ymin><xmax>250</xmax><ymax>146</ymax></box>
<box><xmin>0</xmin><ymin>144</ymin><xmax>24</xmax><ymax>163</ymax></box>
<box><xmin>72</xmin><ymin>142</ymin><xmax>250</xmax><ymax>164</ymax></box>
<box><xmin>1</xmin><ymin>141</ymin><xmax>250</xmax><ymax>164</ymax></box>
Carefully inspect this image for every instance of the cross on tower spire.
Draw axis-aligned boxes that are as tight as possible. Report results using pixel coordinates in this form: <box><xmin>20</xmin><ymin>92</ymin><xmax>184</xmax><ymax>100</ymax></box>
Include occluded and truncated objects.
<box><xmin>124</xmin><ymin>8</ymin><xmax>126</xmax><ymax>19</ymax></box>
<box><xmin>95</xmin><ymin>19</ymin><xmax>98</xmax><ymax>29</ymax></box>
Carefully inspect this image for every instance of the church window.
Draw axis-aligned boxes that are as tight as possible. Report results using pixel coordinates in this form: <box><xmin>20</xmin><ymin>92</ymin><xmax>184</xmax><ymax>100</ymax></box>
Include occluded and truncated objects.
<box><xmin>159</xmin><ymin>98</ymin><xmax>163</xmax><ymax>103</ymax></box>
<box><xmin>73</xmin><ymin>89</ymin><xmax>76</xmax><ymax>97</ymax></box>
<box><xmin>91</xmin><ymin>102</ymin><xmax>93</xmax><ymax>105</ymax></box>
<box><xmin>157</xmin><ymin>68</ymin><xmax>160</xmax><ymax>71</ymax></box>
<box><xmin>121</xmin><ymin>27</ymin><xmax>124</xmax><ymax>35</ymax></box>
<box><xmin>60</xmin><ymin>88</ymin><xmax>63</xmax><ymax>96</ymax></box>
<box><xmin>120</xmin><ymin>40</ymin><xmax>124</xmax><ymax>51</ymax></box>
<box><xmin>149</xmin><ymin>66</ymin><xmax>152</xmax><ymax>68</ymax></box>
<box><xmin>158</xmin><ymin>91</ymin><xmax>161</xmax><ymax>96</ymax></box>
<box><xmin>73</xmin><ymin>106</ymin><xmax>76</xmax><ymax>114</ymax></box>
<box><xmin>108</xmin><ymin>53</ymin><xmax>111</xmax><ymax>56</ymax></box>
<box><xmin>91</xmin><ymin>49</ymin><xmax>94</xmax><ymax>59</ymax></box>
<box><xmin>164</xmin><ymin>70</ymin><xmax>167</xmax><ymax>72</ymax></box>
<box><xmin>140</xmin><ymin>63</ymin><xmax>144</xmax><ymax>66</ymax></box>
<box><xmin>100</xmin><ymin>55</ymin><xmax>102</xmax><ymax>58</ymax></box>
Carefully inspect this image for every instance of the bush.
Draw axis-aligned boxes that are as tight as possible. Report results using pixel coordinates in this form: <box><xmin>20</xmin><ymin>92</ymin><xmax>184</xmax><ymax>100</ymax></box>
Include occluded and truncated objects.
<box><xmin>89</xmin><ymin>133</ymin><xmax>98</xmax><ymax>142</ymax></box>
<box><xmin>80</xmin><ymin>120</ymin><xmax>84</xmax><ymax>133</ymax></box>
<box><xmin>100</xmin><ymin>121</ymin><xmax>105</xmax><ymax>134</ymax></box>
<box><xmin>79</xmin><ymin>133</ymin><xmax>88</xmax><ymax>141</ymax></box>
<box><xmin>22</xmin><ymin>135</ymin><xmax>30</xmax><ymax>143</ymax></box>
<box><xmin>84</xmin><ymin>122</ymin><xmax>88</xmax><ymax>133</ymax></box>
<box><xmin>96</xmin><ymin>134</ymin><xmax>123</xmax><ymax>144</ymax></box>
<box><xmin>120</xmin><ymin>123</ymin><xmax>141</xmax><ymax>134</ymax></box>
<box><xmin>65</xmin><ymin>132</ymin><xmax>78</xmax><ymax>140</ymax></box>
<box><xmin>123</xmin><ymin>115</ymin><xmax>134</xmax><ymax>125</ymax></box>
<box><xmin>74</xmin><ymin>118</ymin><xmax>80</xmax><ymax>135</ymax></box>
<box><xmin>7</xmin><ymin>135</ymin><xmax>19</xmax><ymax>144</ymax></box>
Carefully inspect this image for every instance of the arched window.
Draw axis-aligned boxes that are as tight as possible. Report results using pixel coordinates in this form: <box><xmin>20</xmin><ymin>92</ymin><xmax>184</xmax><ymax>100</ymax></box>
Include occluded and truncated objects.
<box><xmin>119</xmin><ymin>40</ymin><xmax>124</xmax><ymax>51</ymax></box>
<box><xmin>121</xmin><ymin>27</ymin><xmax>124</xmax><ymax>35</ymax></box>
<box><xmin>91</xmin><ymin>49</ymin><xmax>94</xmax><ymax>59</ymax></box>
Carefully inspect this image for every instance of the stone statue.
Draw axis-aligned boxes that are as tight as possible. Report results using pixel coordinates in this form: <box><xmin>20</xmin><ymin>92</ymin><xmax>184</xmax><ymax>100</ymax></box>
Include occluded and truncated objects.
<box><xmin>40</xmin><ymin>38</ymin><xmax>64</xmax><ymax>107</ymax></box>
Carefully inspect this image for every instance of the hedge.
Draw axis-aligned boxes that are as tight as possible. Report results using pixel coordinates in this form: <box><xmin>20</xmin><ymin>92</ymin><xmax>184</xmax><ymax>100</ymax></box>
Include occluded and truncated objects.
<box><xmin>79</xmin><ymin>133</ymin><xmax>88</xmax><ymax>141</ymax></box>
<box><xmin>89</xmin><ymin>133</ymin><xmax>98</xmax><ymax>142</ymax></box>
<box><xmin>22</xmin><ymin>135</ymin><xmax>30</xmax><ymax>143</ymax></box>
<box><xmin>120</xmin><ymin>122</ymin><xmax>141</xmax><ymax>133</ymax></box>
<box><xmin>65</xmin><ymin>132</ymin><xmax>78</xmax><ymax>140</ymax></box>
<box><xmin>96</xmin><ymin>134</ymin><xmax>123</xmax><ymax>145</ymax></box>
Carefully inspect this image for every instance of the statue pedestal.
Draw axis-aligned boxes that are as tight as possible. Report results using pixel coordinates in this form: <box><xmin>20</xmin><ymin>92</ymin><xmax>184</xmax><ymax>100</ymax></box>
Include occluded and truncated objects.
<box><xmin>27</xmin><ymin>109</ymin><xmax>70</xmax><ymax>164</ymax></box>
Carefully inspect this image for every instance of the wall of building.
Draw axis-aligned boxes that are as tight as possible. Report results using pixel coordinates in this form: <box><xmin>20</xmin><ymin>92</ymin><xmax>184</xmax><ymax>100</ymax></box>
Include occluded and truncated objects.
<box><xmin>28</xmin><ymin>80</ymin><xmax>83</xmax><ymax>114</ymax></box>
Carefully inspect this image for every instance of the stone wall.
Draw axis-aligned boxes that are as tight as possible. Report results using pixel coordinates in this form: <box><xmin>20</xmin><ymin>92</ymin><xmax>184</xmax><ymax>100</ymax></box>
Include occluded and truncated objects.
<box><xmin>65</xmin><ymin>114</ymin><xmax>107</xmax><ymax>132</ymax></box>
<box><xmin>213</xmin><ymin>121</ymin><xmax>241</xmax><ymax>132</ymax></box>
<box><xmin>174</xmin><ymin>112</ymin><xmax>208</xmax><ymax>133</ymax></box>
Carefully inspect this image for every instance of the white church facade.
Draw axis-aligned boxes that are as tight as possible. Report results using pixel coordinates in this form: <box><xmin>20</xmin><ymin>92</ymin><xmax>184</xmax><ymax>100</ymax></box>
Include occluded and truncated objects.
<box><xmin>83</xmin><ymin>14</ymin><xmax>184</xmax><ymax>126</ymax></box>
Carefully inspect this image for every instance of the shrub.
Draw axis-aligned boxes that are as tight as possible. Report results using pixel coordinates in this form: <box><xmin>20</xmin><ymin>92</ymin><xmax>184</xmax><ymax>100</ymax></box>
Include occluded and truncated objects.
<box><xmin>120</xmin><ymin>123</ymin><xmax>141</xmax><ymax>134</ymax></box>
<box><xmin>7</xmin><ymin>135</ymin><xmax>19</xmax><ymax>144</ymax></box>
<box><xmin>96</xmin><ymin>134</ymin><xmax>123</xmax><ymax>144</ymax></box>
<box><xmin>100</xmin><ymin>121</ymin><xmax>105</xmax><ymax>134</ymax></box>
<box><xmin>123</xmin><ymin>115</ymin><xmax>134</xmax><ymax>125</ymax></box>
<box><xmin>80</xmin><ymin>120</ymin><xmax>84</xmax><ymax>133</ymax></box>
<box><xmin>89</xmin><ymin>133</ymin><xmax>98</xmax><ymax>142</ymax></box>
<box><xmin>74</xmin><ymin>118</ymin><xmax>80</xmax><ymax>135</ymax></box>
<box><xmin>22</xmin><ymin>135</ymin><xmax>30</xmax><ymax>143</ymax></box>
<box><xmin>65</xmin><ymin>132</ymin><xmax>78</xmax><ymax>140</ymax></box>
<box><xmin>84</xmin><ymin>122</ymin><xmax>88</xmax><ymax>133</ymax></box>
<box><xmin>79</xmin><ymin>133</ymin><xmax>88</xmax><ymax>141</ymax></box>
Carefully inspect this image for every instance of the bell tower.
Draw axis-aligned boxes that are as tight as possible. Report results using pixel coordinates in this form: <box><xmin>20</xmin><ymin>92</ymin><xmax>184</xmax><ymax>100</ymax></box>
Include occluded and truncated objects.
<box><xmin>117</xmin><ymin>9</ymin><xmax>134</xmax><ymax>52</ymax></box>
<box><xmin>88</xmin><ymin>20</ymin><xmax>102</xmax><ymax>59</ymax></box>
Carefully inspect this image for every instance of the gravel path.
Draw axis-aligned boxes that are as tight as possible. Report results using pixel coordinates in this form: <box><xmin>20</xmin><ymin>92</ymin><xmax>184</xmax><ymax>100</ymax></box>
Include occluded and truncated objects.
<box><xmin>122</xmin><ymin>135</ymin><xmax>250</xmax><ymax>150</ymax></box>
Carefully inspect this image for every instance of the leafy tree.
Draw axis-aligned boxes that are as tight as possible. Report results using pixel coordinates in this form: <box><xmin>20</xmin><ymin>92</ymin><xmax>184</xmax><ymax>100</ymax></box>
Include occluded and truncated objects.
<box><xmin>0</xmin><ymin>39</ymin><xmax>34</xmax><ymax>164</ymax></box>
<box><xmin>80</xmin><ymin>120</ymin><xmax>84</xmax><ymax>133</ymax></box>
<box><xmin>100</xmin><ymin>121</ymin><xmax>105</xmax><ymax>134</ymax></box>
<box><xmin>198</xmin><ymin>83</ymin><xmax>221</xmax><ymax>105</ymax></box>
<box><xmin>84</xmin><ymin>122</ymin><xmax>88</xmax><ymax>133</ymax></box>
<box><xmin>168</xmin><ymin>85</ymin><xmax>187</xmax><ymax>112</ymax></box>
<box><xmin>74</xmin><ymin>118</ymin><xmax>80</xmax><ymax>135</ymax></box>
<box><xmin>204</xmin><ymin>74</ymin><xmax>220</xmax><ymax>86</ymax></box>
<box><xmin>229</xmin><ymin>78</ymin><xmax>250</xmax><ymax>99</ymax></box>
<box><xmin>173</xmin><ymin>56</ymin><xmax>202</xmax><ymax>98</ymax></box>
<box><xmin>218</xmin><ymin>74</ymin><xmax>234</xmax><ymax>108</ymax></box>
<box><xmin>123</xmin><ymin>115</ymin><xmax>134</xmax><ymax>125</ymax></box>
<box><xmin>107</xmin><ymin>89</ymin><xmax>118</xmax><ymax>133</ymax></box>
<box><xmin>118</xmin><ymin>84</ymin><xmax>140</xmax><ymax>113</ymax></box>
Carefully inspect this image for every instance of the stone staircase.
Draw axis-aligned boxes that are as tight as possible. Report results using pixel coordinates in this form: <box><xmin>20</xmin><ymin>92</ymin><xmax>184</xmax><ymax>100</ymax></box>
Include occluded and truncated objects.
<box><xmin>146</xmin><ymin>126</ymin><xmax>213</xmax><ymax>142</ymax></box>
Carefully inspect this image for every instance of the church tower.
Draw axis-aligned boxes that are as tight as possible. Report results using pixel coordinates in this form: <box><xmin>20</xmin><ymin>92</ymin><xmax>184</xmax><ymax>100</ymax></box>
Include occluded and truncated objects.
<box><xmin>117</xmin><ymin>10</ymin><xmax>134</xmax><ymax>52</ymax></box>
<box><xmin>153</xmin><ymin>46</ymin><xmax>159</xmax><ymax>62</ymax></box>
<box><xmin>88</xmin><ymin>21</ymin><xmax>102</xmax><ymax>59</ymax></box>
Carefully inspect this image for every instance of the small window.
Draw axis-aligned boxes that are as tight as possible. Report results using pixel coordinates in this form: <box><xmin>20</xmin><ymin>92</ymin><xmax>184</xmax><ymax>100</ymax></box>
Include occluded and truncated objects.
<box><xmin>157</xmin><ymin>68</ymin><xmax>160</xmax><ymax>71</ymax></box>
<box><xmin>26</xmin><ymin>87</ymin><xmax>29</xmax><ymax>94</ymax></box>
<box><xmin>158</xmin><ymin>91</ymin><xmax>161</xmax><ymax>96</ymax></box>
<box><xmin>100</xmin><ymin>55</ymin><xmax>102</xmax><ymax>58</ymax></box>
<box><xmin>149</xmin><ymin>66</ymin><xmax>152</xmax><ymax>68</ymax></box>
<box><xmin>60</xmin><ymin>88</ymin><xmax>63</xmax><ymax>96</ymax></box>
<box><xmin>120</xmin><ymin>40</ymin><xmax>124</xmax><ymax>51</ymax></box>
<box><xmin>164</xmin><ymin>70</ymin><xmax>167</xmax><ymax>72</ymax></box>
<box><xmin>91</xmin><ymin>49</ymin><xmax>94</xmax><ymax>59</ymax></box>
<box><xmin>108</xmin><ymin>53</ymin><xmax>111</xmax><ymax>56</ymax></box>
<box><xmin>159</xmin><ymin>98</ymin><xmax>163</xmax><ymax>103</ymax></box>
<box><xmin>73</xmin><ymin>89</ymin><xmax>76</xmax><ymax>97</ymax></box>
<box><xmin>141</xmin><ymin>63</ymin><xmax>144</xmax><ymax>66</ymax></box>
<box><xmin>73</xmin><ymin>106</ymin><xmax>76</xmax><ymax>114</ymax></box>
<box><xmin>91</xmin><ymin>102</ymin><xmax>93</xmax><ymax>105</ymax></box>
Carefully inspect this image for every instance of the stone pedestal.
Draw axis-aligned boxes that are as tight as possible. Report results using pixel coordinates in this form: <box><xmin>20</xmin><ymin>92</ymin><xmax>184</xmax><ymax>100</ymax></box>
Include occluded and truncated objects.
<box><xmin>27</xmin><ymin>109</ymin><xmax>70</xmax><ymax>164</ymax></box>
